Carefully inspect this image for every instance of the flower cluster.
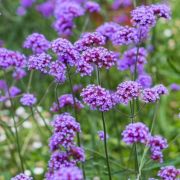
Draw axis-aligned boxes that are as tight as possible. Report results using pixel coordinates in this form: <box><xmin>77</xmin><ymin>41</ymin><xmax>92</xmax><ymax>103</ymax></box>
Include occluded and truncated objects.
<box><xmin>74</xmin><ymin>32</ymin><xmax>106</xmax><ymax>51</ymax></box>
<box><xmin>11</xmin><ymin>173</ymin><xmax>33</xmax><ymax>180</ymax></box>
<box><xmin>84</xmin><ymin>1</ymin><xmax>101</xmax><ymax>13</ymax></box>
<box><xmin>98</xmin><ymin>131</ymin><xmax>109</xmax><ymax>141</ymax></box>
<box><xmin>20</xmin><ymin>93</ymin><xmax>37</xmax><ymax>106</ymax></box>
<box><xmin>50</xmin><ymin>94</ymin><xmax>84</xmax><ymax>112</ymax></box>
<box><xmin>0</xmin><ymin>48</ymin><xmax>26</xmax><ymax>69</ymax></box>
<box><xmin>112</xmin><ymin>0</ymin><xmax>132</xmax><ymax>10</ymax></box>
<box><xmin>158</xmin><ymin>166</ymin><xmax>180</xmax><ymax>180</ymax></box>
<box><xmin>115</xmin><ymin>81</ymin><xmax>142</xmax><ymax>104</ymax></box>
<box><xmin>12</xmin><ymin>68</ymin><xmax>27</xmax><ymax>80</ymax></box>
<box><xmin>23</xmin><ymin>33</ymin><xmax>50</xmax><ymax>54</ymax></box>
<box><xmin>136</xmin><ymin>74</ymin><xmax>152</xmax><ymax>88</ymax></box>
<box><xmin>51</xmin><ymin>38</ymin><xmax>80</xmax><ymax>66</ymax></box>
<box><xmin>81</xmin><ymin>84</ymin><xmax>116</xmax><ymax>111</ymax></box>
<box><xmin>17</xmin><ymin>0</ymin><xmax>35</xmax><ymax>16</ymax></box>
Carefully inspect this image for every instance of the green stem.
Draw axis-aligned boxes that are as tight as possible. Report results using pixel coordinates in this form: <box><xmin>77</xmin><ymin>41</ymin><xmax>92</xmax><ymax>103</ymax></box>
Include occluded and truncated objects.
<box><xmin>3</xmin><ymin>71</ymin><xmax>24</xmax><ymax>172</ymax></box>
<box><xmin>27</xmin><ymin>71</ymin><xmax>34</xmax><ymax>93</ymax></box>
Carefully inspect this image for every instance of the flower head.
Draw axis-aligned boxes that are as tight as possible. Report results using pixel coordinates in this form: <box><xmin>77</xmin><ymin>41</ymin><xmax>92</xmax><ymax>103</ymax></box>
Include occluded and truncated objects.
<box><xmin>84</xmin><ymin>1</ymin><xmax>101</xmax><ymax>13</ymax></box>
<box><xmin>140</xmin><ymin>88</ymin><xmax>159</xmax><ymax>103</ymax></box>
<box><xmin>136</xmin><ymin>74</ymin><xmax>152</xmax><ymax>88</ymax></box>
<box><xmin>154</xmin><ymin>84</ymin><xmax>168</xmax><ymax>96</ymax></box>
<box><xmin>98</xmin><ymin>130</ymin><xmax>109</xmax><ymax>141</ymax></box>
<box><xmin>12</xmin><ymin>68</ymin><xmax>27</xmax><ymax>80</ymax></box>
<box><xmin>11</xmin><ymin>173</ymin><xmax>33</xmax><ymax>180</ymax></box>
<box><xmin>20</xmin><ymin>93</ymin><xmax>37</xmax><ymax>106</ymax></box>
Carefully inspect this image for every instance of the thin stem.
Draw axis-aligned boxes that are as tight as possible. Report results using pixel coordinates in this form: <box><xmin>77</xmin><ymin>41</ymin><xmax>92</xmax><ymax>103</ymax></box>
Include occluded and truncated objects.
<box><xmin>66</xmin><ymin>64</ymin><xmax>86</xmax><ymax>179</ymax></box>
<box><xmin>3</xmin><ymin>71</ymin><xmax>24</xmax><ymax>172</ymax></box>
<box><xmin>96</xmin><ymin>67</ymin><xmax>112</xmax><ymax>180</ymax></box>
<box><xmin>27</xmin><ymin>71</ymin><xmax>34</xmax><ymax>93</ymax></box>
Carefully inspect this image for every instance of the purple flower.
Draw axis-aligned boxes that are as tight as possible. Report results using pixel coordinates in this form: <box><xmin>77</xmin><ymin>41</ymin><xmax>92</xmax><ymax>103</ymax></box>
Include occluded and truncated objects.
<box><xmin>154</xmin><ymin>84</ymin><xmax>168</xmax><ymax>96</ymax></box>
<box><xmin>51</xmin><ymin>166</ymin><xmax>83</xmax><ymax>180</ymax></box>
<box><xmin>111</xmin><ymin>26</ymin><xmax>138</xmax><ymax>46</ymax></box>
<box><xmin>53</xmin><ymin>16</ymin><xmax>75</xmax><ymax>36</ymax></box>
<box><xmin>170</xmin><ymin>83</ymin><xmax>180</xmax><ymax>91</ymax></box>
<box><xmin>136</xmin><ymin>74</ymin><xmax>152</xmax><ymax>88</ymax></box>
<box><xmin>96</xmin><ymin>22</ymin><xmax>122</xmax><ymax>41</ymax></box>
<box><xmin>131</xmin><ymin>6</ymin><xmax>156</xmax><ymax>27</ymax></box>
<box><xmin>81</xmin><ymin>84</ymin><xmax>116</xmax><ymax>112</ymax></box>
<box><xmin>12</xmin><ymin>68</ymin><xmax>27</xmax><ymax>80</ymax></box>
<box><xmin>50</xmin><ymin>94</ymin><xmax>84</xmax><ymax>112</ymax></box>
<box><xmin>116</xmin><ymin>81</ymin><xmax>142</xmax><ymax>104</ymax></box>
<box><xmin>68</xmin><ymin>146</ymin><xmax>85</xmax><ymax>163</ymax></box>
<box><xmin>36</xmin><ymin>1</ymin><xmax>54</xmax><ymax>17</ymax></box>
<box><xmin>112</xmin><ymin>0</ymin><xmax>132</xmax><ymax>10</ymax></box>
<box><xmin>51</xmin><ymin>38</ymin><xmax>80</xmax><ymax>66</ymax></box>
<box><xmin>20</xmin><ymin>93</ymin><xmax>37</xmax><ymax>106</ymax></box>
<box><xmin>73</xmin><ymin>84</ymin><xmax>83</xmax><ymax>94</ymax></box>
<box><xmin>16</xmin><ymin>6</ymin><xmax>27</xmax><ymax>16</ymax></box>
<box><xmin>74</xmin><ymin>32</ymin><xmax>105</xmax><ymax>51</ymax></box>
<box><xmin>0</xmin><ymin>80</ymin><xmax>7</xmax><ymax>90</ymax></box>
<box><xmin>81</xmin><ymin>47</ymin><xmax>118</xmax><ymax>69</ymax></box>
<box><xmin>23</xmin><ymin>33</ymin><xmax>50</xmax><ymax>54</ymax></box>
<box><xmin>140</xmin><ymin>88</ymin><xmax>159</xmax><ymax>103</ymax></box>
<box><xmin>11</xmin><ymin>173</ymin><xmax>33</xmax><ymax>180</ymax></box>
<box><xmin>151</xmin><ymin>4</ymin><xmax>171</xmax><ymax>20</ymax></box>
<box><xmin>98</xmin><ymin>130</ymin><xmax>109</xmax><ymax>141</ymax></box>
<box><xmin>28</xmin><ymin>53</ymin><xmax>52</xmax><ymax>73</ymax></box>
<box><xmin>122</xmin><ymin>122</ymin><xmax>150</xmax><ymax>144</ymax></box>
<box><xmin>49</xmin><ymin>61</ymin><xmax>66</xmax><ymax>83</ymax></box>
<box><xmin>9</xmin><ymin>86</ymin><xmax>21</xmax><ymax>98</ymax></box>
<box><xmin>20</xmin><ymin>0</ymin><xmax>35</xmax><ymax>8</ymax></box>
<box><xmin>148</xmin><ymin>135</ymin><xmax>168</xmax><ymax>163</ymax></box>
<box><xmin>158</xmin><ymin>166</ymin><xmax>180</xmax><ymax>180</ymax></box>
<box><xmin>84</xmin><ymin>1</ymin><xmax>101</xmax><ymax>13</ymax></box>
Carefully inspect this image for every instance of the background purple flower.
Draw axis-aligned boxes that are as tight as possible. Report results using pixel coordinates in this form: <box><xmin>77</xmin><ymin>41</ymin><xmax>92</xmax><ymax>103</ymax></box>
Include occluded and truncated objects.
<box><xmin>20</xmin><ymin>93</ymin><xmax>37</xmax><ymax>106</ymax></box>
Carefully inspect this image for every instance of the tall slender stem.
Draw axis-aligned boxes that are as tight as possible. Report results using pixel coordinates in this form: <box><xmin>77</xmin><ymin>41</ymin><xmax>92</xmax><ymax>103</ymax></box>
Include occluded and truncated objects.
<box><xmin>96</xmin><ymin>67</ymin><xmax>112</xmax><ymax>180</ymax></box>
<box><xmin>66</xmin><ymin>64</ymin><xmax>86</xmax><ymax>179</ymax></box>
<box><xmin>3</xmin><ymin>71</ymin><xmax>24</xmax><ymax>172</ymax></box>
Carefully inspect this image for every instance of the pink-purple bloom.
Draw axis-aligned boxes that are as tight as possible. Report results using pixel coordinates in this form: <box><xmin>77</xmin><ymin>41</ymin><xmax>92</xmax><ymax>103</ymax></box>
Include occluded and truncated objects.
<box><xmin>140</xmin><ymin>88</ymin><xmax>159</xmax><ymax>103</ymax></box>
<box><xmin>9</xmin><ymin>86</ymin><xmax>21</xmax><ymax>98</ymax></box>
<box><xmin>98</xmin><ymin>130</ymin><xmax>109</xmax><ymax>141</ymax></box>
<box><xmin>12</xmin><ymin>68</ymin><xmax>27</xmax><ymax>80</ymax></box>
<box><xmin>84</xmin><ymin>1</ymin><xmax>101</xmax><ymax>13</ymax></box>
<box><xmin>11</xmin><ymin>173</ymin><xmax>33</xmax><ymax>180</ymax></box>
<box><xmin>20</xmin><ymin>93</ymin><xmax>37</xmax><ymax>106</ymax></box>
<box><xmin>136</xmin><ymin>74</ymin><xmax>152</xmax><ymax>88</ymax></box>
<box><xmin>122</xmin><ymin>122</ymin><xmax>150</xmax><ymax>144</ymax></box>
<box><xmin>170</xmin><ymin>83</ymin><xmax>180</xmax><ymax>91</ymax></box>
<box><xmin>36</xmin><ymin>1</ymin><xmax>54</xmax><ymax>17</ymax></box>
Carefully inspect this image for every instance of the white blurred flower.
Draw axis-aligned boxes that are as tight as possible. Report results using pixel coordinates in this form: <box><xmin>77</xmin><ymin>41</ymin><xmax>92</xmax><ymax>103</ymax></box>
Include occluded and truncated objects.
<box><xmin>23</xmin><ymin>121</ymin><xmax>33</xmax><ymax>129</ymax></box>
<box><xmin>164</xmin><ymin>29</ymin><xmax>172</xmax><ymax>37</ymax></box>
<box><xmin>32</xmin><ymin>141</ymin><xmax>42</xmax><ymax>149</ymax></box>
<box><xmin>33</xmin><ymin>167</ymin><xmax>44</xmax><ymax>175</ymax></box>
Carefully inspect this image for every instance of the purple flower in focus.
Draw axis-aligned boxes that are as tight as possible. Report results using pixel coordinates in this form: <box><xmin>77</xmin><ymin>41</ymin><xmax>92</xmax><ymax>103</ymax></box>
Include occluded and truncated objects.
<box><xmin>170</xmin><ymin>83</ymin><xmax>180</xmax><ymax>91</ymax></box>
<box><xmin>51</xmin><ymin>166</ymin><xmax>83</xmax><ymax>180</ymax></box>
<box><xmin>23</xmin><ymin>33</ymin><xmax>50</xmax><ymax>54</ymax></box>
<box><xmin>51</xmin><ymin>38</ymin><xmax>80</xmax><ymax>66</ymax></box>
<box><xmin>81</xmin><ymin>84</ymin><xmax>116</xmax><ymax>111</ymax></box>
<box><xmin>151</xmin><ymin>4</ymin><xmax>171</xmax><ymax>20</ymax></box>
<box><xmin>136</xmin><ymin>74</ymin><xmax>152</xmax><ymax>88</ymax></box>
<box><xmin>20</xmin><ymin>93</ymin><xmax>37</xmax><ymax>106</ymax></box>
<box><xmin>111</xmin><ymin>26</ymin><xmax>138</xmax><ymax>46</ymax></box>
<box><xmin>140</xmin><ymin>88</ymin><xmax>159</xmax><ymax>103</ymax></box>
<box><xmin>98</xmin><ymin>130</ymin><xmax>109</xmax><ymax>141</ymax></box>
<box><xmin>11</xmin><ymin>173</ymin><xmax>33</xmax><ymax>180</ymax></box>
<box><xmin>49</xmin><ymin>61</ymin><xmax>66</xmax><ymax>83</ymax></box>
<box><xmin>36</xmin><ymin>1</ymin><xmax>54</xmax><ymax>17</ymax></box>
<box><xmin>28</xmin><ymin>53</ymin><xmax>52</xmax><ymax>73</ymax></box>
<box><xmin>116</xmin><ymin>81</ymin><xmax>142</xmax><ymax>104</ymax></box>
<box><xmin>50</xmin><ymin>94</ymin><xmax>84</xmax><ymax>112</ymax></box>
<box><xmin>12</xmin><ymin>68</ymin><xmax>27</xmax><ymax>80</ymax></box>
<box><xmin>158</xmin><ymin>166</ymin><xmax>180</xmax><ymax>180</ymax></box>
<box><xmin>131</xmin><ymin>6</ymin><xmax>156</xmax><ymax>27</ymax></box>
<box><xmin>122</xmin><ymin>122</ymin><xmax>150</xmax><ymax>144</ymax></box>
<box><xmin>9</xmin><ymin>86</ymin><xmax>21</xmax><ymax>98</ymax></box>
<box><xmin>74</xmin><ymin>32</ymin><xmax>105</xmax><ymax>51</ymax></box>
<box><xmin>84</xmin><ymin>1</ymin><xmax>101</xmax><ymax>13</ymax></box>
<box><xmin>96</xmin><ymin>22</ymin><xmax>122</xmax><ymax>41</ymax></box>
<box><xmin>154</xmin><ymin>84</ymin><xmax>168</xmax><ymax>96</ymax></box>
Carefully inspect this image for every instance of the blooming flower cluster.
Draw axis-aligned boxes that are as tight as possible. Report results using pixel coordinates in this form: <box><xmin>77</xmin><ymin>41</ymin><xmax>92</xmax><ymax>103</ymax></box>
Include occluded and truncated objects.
<box><xmin>50</xmin><ymin>94</ymin><xmax>84</xmax><ymax>112</ymax></box>
<box><xmin>157</xmin><ymin>166</ymin><xmax>180</xmax><ymax>180</ymax></box>
<box><xmin>122</xmin><ymin>122</ymin><xmax>168</xmax><ymax>163</ymax></box>
<box><xmin>17</xmin><ymin>0</ymin><xmax>35</xmax><ymax>16</ymax></box>
<box><xmin>84</xmin><ymin>1</ymin><xmax>101</xmax><ymax>13</ymax></box>
<box><xmin>23</xmin><ymin>33</ymin><xmax>50</xmax><ymax>54</ymax></box>
<box><xmin>98</xmin><ymin>131</ymin><xmax>109</xmax><ymax>141</ymax></box>
<box><xmin>11</xmin><ymin>173</ymin><xmax>33</xmax><ymax>180</ymax></box>
<box><xmin>20</xmin><ymin>93</ymin><xmax>37</xmax><ymax>106</ymax></box>
<box><xmin>47</xmin><ymin>113</ymin><xmax>84</xmax><ymax>178</ymax></box>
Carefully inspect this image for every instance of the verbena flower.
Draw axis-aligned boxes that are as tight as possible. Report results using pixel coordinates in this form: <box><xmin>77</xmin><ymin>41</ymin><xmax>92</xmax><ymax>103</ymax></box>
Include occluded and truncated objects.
<box><xmin>9</xmin><ymin>86</ymin><xmax>21</xmax><ymax>98</ymax></box>
<box><xmin>131</xmin><ymin>6</ymin><xmax>156</xmax><ymax>27</ymax></box>
<box><xmin>12</xmin><ymin>68</ymin><xmax>27</xmax><ymax>80</ymax></box>
<box><xmin>98</xmin><ymin>130</ymin><xmax>109</xmax><ymax>141</ymax></box>
<box><xmin>20</xmin><ymin>93</ymin><xmax>37</xmax><ymax>106</ymax></box>
<box><xmin>23</xmin><ymin>33</ymin><xmax>50</xmax><ymax>54</ymax></box>
<box><xmin>116</xmin><ymin>81</ymin><xmax>142</xmax><ymax>104</ymax></box>
<box><xmin>112</xmin><ymin>0</ymin><xmax>132</xmax><ymax>10</ymax></box>
<box><xmin>136</xmin><ymin>74</ymin><xmax>152</xmax><ymax>88</ymax></box>
<box><xmin>49</xmin><ymin>61</ymin><xmax>66</xmax><ymax>83</ymax></box>
<box><xmin>140</xmin><ymin>88</ymin><xmax>159</xmax><ymax>103</ymax></box>
<box><xmin>111</xmin><ymin>26</ymin><xmax>138</xmax><ymax>46</ymax></box>
<box><xmin>150</xmin><ymin>4</ymin><xmax>171</xmax><ymax>20</ymax></box>
<box><xmin>73</xmin><ymin>84</ymin><xmax>83</xmax><ymax>94</ymax></box>
<box><xmin>81</xmin><ymin>84</ymin><xmax>116</xmax><ymax>111</ymax></box>
<box><xmin>68</xmin><ymin>146</ymin><xmax>85</xmax><ymax>163</ymax></box>
<box><xmin>50</xmin><ymin>94</ymin><xmax>84</xmax><ymax>112</ymax></box>
<box><xmin>20</xmin><ymin>0</ymin><xmax>35</xmax><ymax>8</ymax></box>
<box><xmin>81</xmin><ymin>47</ymin><xmax>117</xmax><ymax>69</ymax></box>
<box><xmin>51</xmin><ymin>38</ymin><xmax>80</xmax><ymax>66</ymax></box>
<box><xmin>154</xmin><ymin>84</ymin><xmax>168</xmax><ymax>96</ymax></box>
<box><xmin>122</xmin><ymin>122</ymin><xmax>150</xmax><ymax>145</ymax></box>
<box><xmin>74</xmin><ymin>32</ymin><xmax>105</xmax><ymax>51</ymax></box>
<box><xmin>96</xmin><ymin>22</ymin><xmax>122</xmax><ymax>40</ymax></box>
<box><xmin>158</xmin><ymin>166</ymin><xmax>180</xmax><ymax>180</ymax></box>
<box><xmin>36</xmin><ymin>1</ymin><xmax>54</xmax><ymax>17</ymax></box>
<box><xmin>11</xmin><ymin>173</ymin><xmax>33</xmax><ymax>180</ymax></box>
<box><xmin>51</xmin><ymin>166</ymin><xmax>83</xmax><ymax>180</ymax></box>
<box><xmin>28</xmin><ymin>53</ymin><xmax>52</xmax><ymax>73</ymax></box>
<box><xmin>84</xmin><ymin>1</ymin><xmax>101</xmax><ymax>13</ymax></box>
<box><xmin>170</xmin><ymin>83</ymin><xmax>180</xmax><ymax>91</ymax></box>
